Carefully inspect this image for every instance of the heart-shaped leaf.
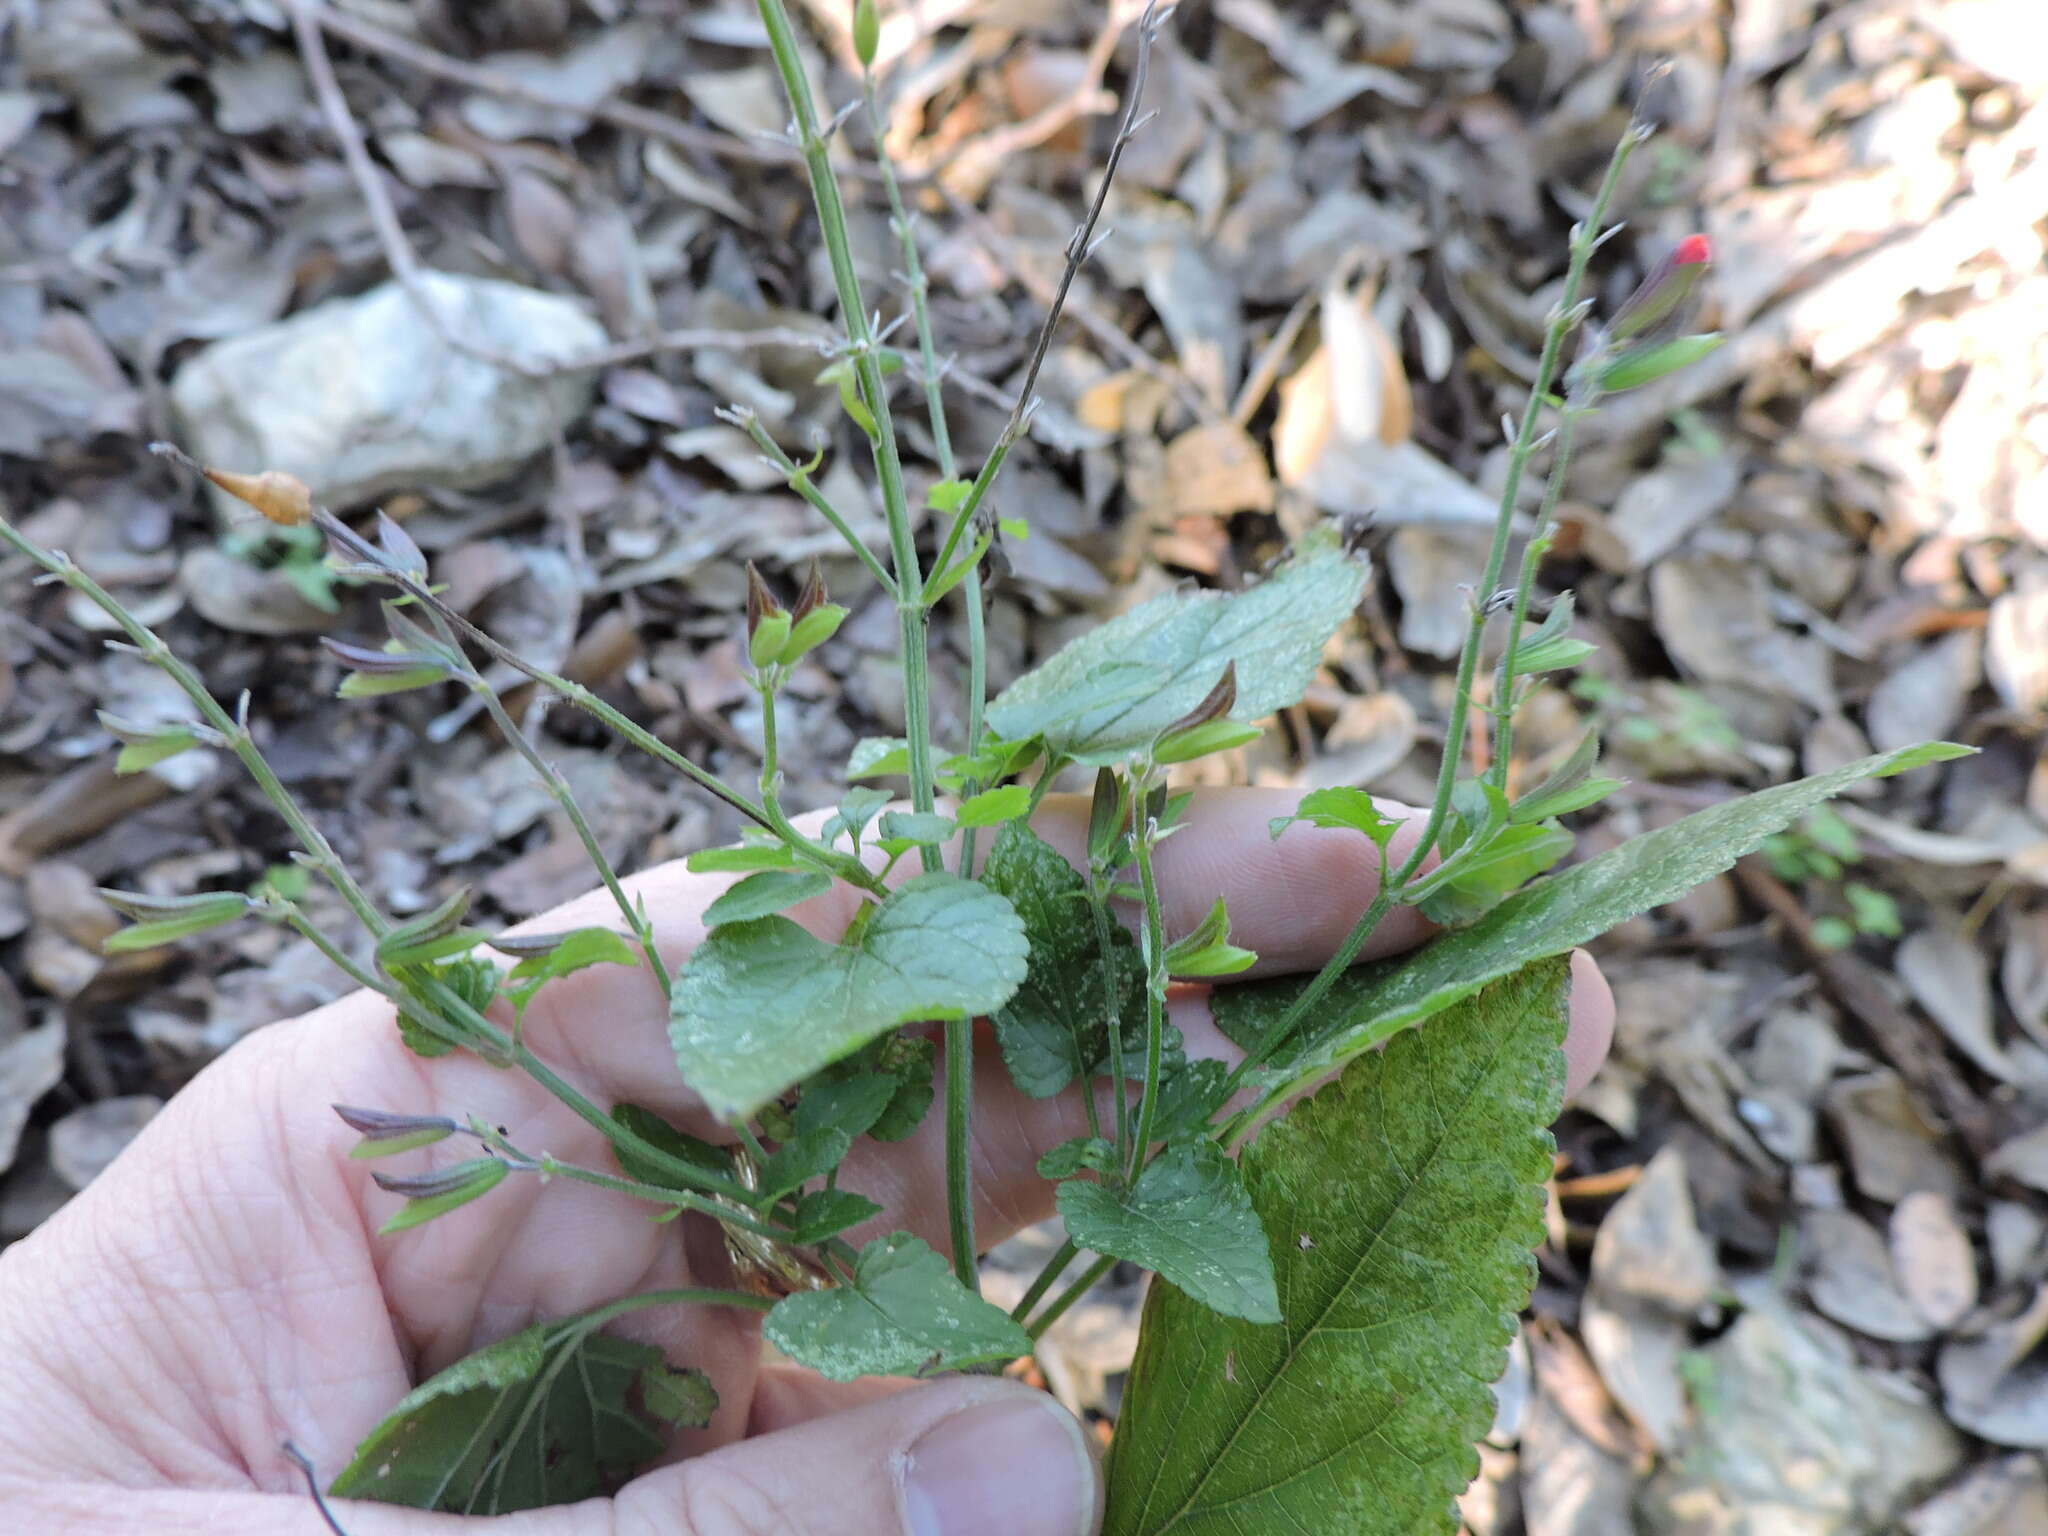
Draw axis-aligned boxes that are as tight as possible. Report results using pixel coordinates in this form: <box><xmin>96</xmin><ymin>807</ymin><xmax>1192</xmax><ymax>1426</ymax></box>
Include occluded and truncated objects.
<box><xmin>670</xmin><ymin>873</ymin><xmax>1026</xmax><ymax>1120</ymax></box>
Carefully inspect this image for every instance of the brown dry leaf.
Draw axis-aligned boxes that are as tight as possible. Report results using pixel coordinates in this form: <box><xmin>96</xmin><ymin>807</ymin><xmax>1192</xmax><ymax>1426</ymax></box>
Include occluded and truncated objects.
<box><xmin>1518</xmin><ymin>1382</ymin><xmax>1639</xmax><ymax>1536</ymax></box>
<box><xmin>1906</xmin><ymin>1455</ymin><xmax>2048</xmax><ymax>1536</ymax></box>
<box><xmin>1939</xmin><ymin>1285</ymin><xmax>2048</xmax><ymax>1447</ymax></box>
<box><xmin>1802</xmin><ymin>1207</ymin><xmax>1936</xmax><ymax>1343</ymax></box>
<box><xmin>1824</xmin><ymin>1070</ymin><xmax>1966</xmax><ymax>1204</ymax></box>
<box><xmin>1891</xmin><ymin>1190</ymin><xmax>1979</xmax><ymax>1332</ymax></box>
<box><xmin>1898</xmin><ymin>925</ymin><xmax>2010</xmax><ymax>1081</ymax></box>
<box><xmin>178</xmin><ymin>548</ymin><xmax>340</xmax><ymax>636</ymax></box>
<box><xmin>1640</xmin><ymin>1279</ymin><xmax>1963</xmax><ymax>1532</ymax></box>
<box><xmin>504</xmin><ymin>168</ymin><xmax>580</xmax><ymax>279</ymax></box>
<box><xmin>1161</xmin><ymin>421</ymin><xmax>1273</xmax><ymax>518</ymax></box>
<box><xmin>1867</xmin><ymin>630</ymin><xmax>1981</xmax><ymax>754</ymax></box>
<box><xmin>1601</xmin><ymin>448</ymin><xmax>1742</xmax><ymax>570</ymax></box>
<box><xmin>1986</xmin><ymin>588</ymin><xmax>2048</xmax><ymax>716</ymax></box>
<box><xmin>0</xmin><ymin>972</ymin><xmax>63</xmax><ymax>1178</ymax></box>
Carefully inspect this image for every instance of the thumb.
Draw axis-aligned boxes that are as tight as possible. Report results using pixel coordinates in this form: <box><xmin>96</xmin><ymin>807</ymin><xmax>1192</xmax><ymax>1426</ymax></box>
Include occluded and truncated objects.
<box><xmin>577</xmin><ymin>1377</ymin><xmax>1097</xmax><ymax>1536</ymax></box>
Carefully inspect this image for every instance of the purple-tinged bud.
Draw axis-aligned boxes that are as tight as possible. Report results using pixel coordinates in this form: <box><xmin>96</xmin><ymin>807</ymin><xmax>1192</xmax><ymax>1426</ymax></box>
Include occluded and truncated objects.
<box><xmin>1610</xmin><ymin>234</ymin><xmax>1713</xmax><ymax>343</ymax></box>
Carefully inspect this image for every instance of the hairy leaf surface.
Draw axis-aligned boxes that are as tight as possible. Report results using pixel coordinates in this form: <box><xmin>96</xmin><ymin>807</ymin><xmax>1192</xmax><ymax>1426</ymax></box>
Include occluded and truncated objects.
<box><xmin>1216</xmin><ymin>742</ymin><xmax>1968</xmax><ymax>1095</ymax></box>
<box><xmin>1058</xmin><ymin>1141</ymin><xmax>1279</xmax><ymax>1323</ymax></box>
<box><xmin>763</xmin><ymin>1233</ymin><xmax>1032</xmax><ymax>1380</ymax></box>
<box><xmin>1104</xmin><ymin>960</ymin><xmax>1570</xmax><ymax>1535</ymax></box>
<box><xmin>670</xmin><ymin>874</ymin><xmax>1026</xmax><ymax>1120</ymax></box>
<box><xmin>330</xmin><ymin>1317</ymin><xmax>712</xmax><ymax>1513</ymax></box>
<box><xmin>987</xmin><ymin>536</ymin><xmax>1365</xmax><ymax>760</ymax></box>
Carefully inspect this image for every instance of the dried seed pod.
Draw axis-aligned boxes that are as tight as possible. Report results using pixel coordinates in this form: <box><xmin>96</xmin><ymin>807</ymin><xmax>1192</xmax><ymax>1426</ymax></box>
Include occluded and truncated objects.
<box><xmin>201</xmin><ymin>465</ymin><xmax>314</xmax><ymax>527</ymax></box>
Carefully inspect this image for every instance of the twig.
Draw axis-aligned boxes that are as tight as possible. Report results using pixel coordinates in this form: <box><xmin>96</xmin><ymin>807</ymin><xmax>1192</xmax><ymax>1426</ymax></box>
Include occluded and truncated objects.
<box><xmin>293</xmin><ymin>1</ymin><xmax>849</xmax><ymax>379</ymax></box>
<box><xmin>928</xmin><ymin>0</ymin><xmax>1183</xmax><ymax>581</ymax></box>
<box><xmin>282</xmin><ymin>1443</ymin><xmax>353</xmax><ymax>1536</ymax></box>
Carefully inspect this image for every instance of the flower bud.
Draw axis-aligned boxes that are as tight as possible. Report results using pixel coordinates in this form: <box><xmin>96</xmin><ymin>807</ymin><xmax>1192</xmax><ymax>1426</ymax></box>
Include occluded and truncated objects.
<box><xmin>373</xmin><ymin>1157</ymin><xmax>509</xmax><ymax>1233</ymax></box>
<box><xmin>1609</xmin><ymin>233</ymin><xmax>1713</xmax><ymax>343</ymax></box>
<box><xmin>334</xmin><ymin>1104</ymin><xmax>460</xmax><ymax>1159</ymax></box>
<box><xmin>744</xmin><ymin>562</ymin><xmax>792</xmax><ymax>667</ymax></box>
<box><xmin>853</xmin><ymin>0</ymin><xmax>879</xmax><ymax>67</ymax></box>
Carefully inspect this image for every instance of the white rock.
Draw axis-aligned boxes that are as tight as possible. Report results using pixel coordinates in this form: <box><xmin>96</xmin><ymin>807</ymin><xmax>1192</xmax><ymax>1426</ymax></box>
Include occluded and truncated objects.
<box><xmin>169</xmin><ymin>271</ymin><xmax>606</xmax><ymax>516</ymax></box>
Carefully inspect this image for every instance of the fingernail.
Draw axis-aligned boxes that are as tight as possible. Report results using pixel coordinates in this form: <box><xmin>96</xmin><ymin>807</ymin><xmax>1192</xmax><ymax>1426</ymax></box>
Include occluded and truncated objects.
<box><xmin>902</xmin><ymin>1392</ymin><xmax>1094</xmax><ymax>1536</ymax></box>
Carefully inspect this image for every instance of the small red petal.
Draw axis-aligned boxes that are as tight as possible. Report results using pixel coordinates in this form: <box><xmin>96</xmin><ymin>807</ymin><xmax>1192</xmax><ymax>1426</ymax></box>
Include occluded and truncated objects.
<box><xmin>1673</xmin><ymin>233</ymin><xmax>1713</xmax><ymax>265</ymax></box>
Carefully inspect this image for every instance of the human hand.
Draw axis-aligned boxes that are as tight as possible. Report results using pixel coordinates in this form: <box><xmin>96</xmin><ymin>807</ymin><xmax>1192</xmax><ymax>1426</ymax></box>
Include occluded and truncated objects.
<box><xmin>0</xmin><ymin>789</ymin><xmax>1613</xmax><ymax>1535</ymax></box>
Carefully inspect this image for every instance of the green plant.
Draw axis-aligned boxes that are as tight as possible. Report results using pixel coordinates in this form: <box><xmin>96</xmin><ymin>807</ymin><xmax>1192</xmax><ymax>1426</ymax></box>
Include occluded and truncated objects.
<box><xmin>1762</xmin><ymin>806</ymin><xmax>1904</xmax><ymax>948</ymax></box>
<box><xmin>0</xmin><ymin>5</ymin><xmax>1968</xmax><ymax>1531</ymax></box>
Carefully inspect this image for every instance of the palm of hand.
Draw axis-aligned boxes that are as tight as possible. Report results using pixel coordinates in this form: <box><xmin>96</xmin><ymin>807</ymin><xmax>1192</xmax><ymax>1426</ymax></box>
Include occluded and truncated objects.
<box><xmin>0</xmin><ymin>792</ymin><xmax>1612</xmax><ymax>1530</ymax></box>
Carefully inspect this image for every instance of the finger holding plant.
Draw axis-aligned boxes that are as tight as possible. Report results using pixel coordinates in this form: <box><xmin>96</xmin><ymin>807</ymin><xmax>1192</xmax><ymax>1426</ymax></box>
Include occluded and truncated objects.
<box><xmin>0</xmin><ymin>3</ymin><xmax>1971</xmax><ymax>1531</ymax></box>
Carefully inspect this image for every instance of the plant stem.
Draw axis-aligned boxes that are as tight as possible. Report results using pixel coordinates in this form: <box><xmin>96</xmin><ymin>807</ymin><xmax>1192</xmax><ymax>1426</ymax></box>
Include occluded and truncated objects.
<box><xmin>943</xmin><ymin>1015</ymin><xmax>976</xmax><ymax>1284</ymax></box>
<box><xmin>503</xmin><ymin>1144</ymin><xmax>793</xmax><ymax>1241</ymax></box>
<box><xmin>1027</xmin><ymin>1252</ymin><xmax>1115</xmax><ymax>1340</ymax></box>
<box><xmin>928</xmin><ymin>2</ymin><xmax>1165</xmax><ymax>580</ymax></box>
<box><xmin>1487</xmin><ymin>394</ymin><xmax>1595</xmax><ymax>793</ymax></box>
<box><xmin>1193</xmin><ymin>126</ymin><xmax>1646</xmax><ymax>1120</ymax></box>
<box><xmin>0</xmin><ymin>521</ymin><xmax>390</xmax><ymax>938</ymax></box>
<box><xmin>577</xmin><ymin>1286</ymin><xmax>776</xmax><ymax>1328</ymax></box>
<box><xmin>1009</xmin><ymin>1236</ymin><xmax>1079</xmax><ymax>1322</ymax></box>
<box><xmin>1126</xmin><ymin>798</ymin><xmax>1169</xmax><ymax>1178</ymax></box>
<box><xmin>274</xmin><ymin>903</ymin><xmax>383</xmax><ymax>992</ymax></box>
<box><xmin>754</xmin><ymin>0</ymin><xmax>936</xmax><ymax>837</ymax></box>
<box><xmin>1086</xmin><ymin>866</ymin><xmax>1126</xmax><ymax>1159</ymax></box>
<box><xmin>321</xmin><ymin>512</ymin><xmax>882</xmax><ymax>895</ymax></box>
<box><xmin>728</xmin><ymin>410</ymin><xmax>897</xmax><ymax>595</ymax></box>
<box><xmin>448</xmin><ymin>632</ymin><xmax>672</xmax><ymax>997</ymax></box>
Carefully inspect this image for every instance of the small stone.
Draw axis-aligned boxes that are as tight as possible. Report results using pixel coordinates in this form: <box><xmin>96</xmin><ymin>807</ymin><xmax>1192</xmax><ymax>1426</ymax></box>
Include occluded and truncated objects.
<box><xmin>169</xmin><ymin>272</ymin><xmax>606</xmax><ymax>517</ymax></box>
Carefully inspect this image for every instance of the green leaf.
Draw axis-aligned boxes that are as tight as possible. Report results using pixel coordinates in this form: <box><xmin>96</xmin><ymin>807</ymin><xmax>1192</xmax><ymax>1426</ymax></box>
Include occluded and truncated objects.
<box><xmin>1061</xmin><ymin>1142</ymin><xmax>1278</xmax><ymax>1323</ymax></box>
<box><xmin>684</xmin><ymin>844</ymin><xmax>800</xmax><ymax>874</ymax></box>
<box><xmin>980</xmin><ymin>824</ymin><xmax>1145</xmax><ymax>1099</ymax></box>
<box><xmin>338</xmin><ymin>665</ymin><xmax>453</xmax><ymax>698</ymax></box>
<box><xmin>1038</xmin><ymin>1136</ymin><xmax>1119</xmax><ymax>1179</ymax></box>
<box><xmin>1215</xmin><ymin>743</ymin><xmax>1971</xmax><ymax>1096</ymax></box>
<box><xmin>609</xmin><ymin>1104</ymin><xmax>733</xmax><ymax>1189</ymax></box>
<box><xmin>670</xmin><ymin>873</ymin><xmax>1026</xmax><ymax>1120</ymax></box>
<box><xmin>1597</xmin><ymin>332</ymin><xmax>1725</xmax><ymax>392</ymax></box>
<box><xmin>1162</xmin><ymin>897</ymin><xmax>1257</xmax><ymax>978</ymax></box>
<box><xmin>392</xmin><ymin>956</ymin><xmax>500</xmax><ymax>1059</ymax></box>
<box><xmin>329</xmin><ymin>1314</ymin><xmax>712</xmax><ymax>1513</ymax></box>
<box><xmin>703</xmin><ymin>869</ymin><xmax>832</xmax><ymax>927</ymax></box>
<box><xmin>848</xmin><ymin>736</ymin><xmax>911</xmax><ymax>779</ymax></box>
<box><xmin>500</xmin><ymin>927</ymin><xmax>639</xmax><ymax>1013</ymax></box>
<box><xmin>1152</xmin><ymin>718</ymin><xmax>1264</xmax><ymax>765</ymax></box>
<box><xmin>112</xmin><ymin>727</ymin><xmax>205</xmax><ymax>775</ymax></box>
<box><xmin>763</xmin><ymin>1233</ymin><xmax>1032</xmax><ymax>1381</ymax></box>
<box><xmin>756</xmin><ymin>1128</ymin><xmax>853</xmax><ymax>1200</ymax></box>
<box><xmin>1268</xmin><ymin>786</ymin><xmax>1404</xmax><ymax>849</ymax></box>
<box><xmin>1413</xmin><ymin>823</ymin><xmax>1575</xmax><ymax>927</ymax></box>
<box><xmin>1104</xmin><ymin>960</ymin><xmax>1571</xmax><ymax>1536</ymax></box>
<box><xmin>926</xmin><ymin>477</ymin><xmax>972</xmax><ymax>512</ymax></box>
<box><xmin>987</xmin><ymin>535</ymin><xmax>1366</xmax><ymax>762</ymax></box>
<box><xmin>98</xmin><ymin>890</ymin><xmax>254</xmax><ymax>952</ymax></box>
<box><xmin>954</xmin><ymin>783</ymin><xmax>1033</xmax><ymax>828</ymax></box>
<box><xmin>791</xmin><ymin>1188</ymin><xmax>883</xmax><ymax>1243</ymax></box>
<box><xmin>876</xmin><ymin>810</ymin><xmax>955</xmax><ymax>847</ymax></box>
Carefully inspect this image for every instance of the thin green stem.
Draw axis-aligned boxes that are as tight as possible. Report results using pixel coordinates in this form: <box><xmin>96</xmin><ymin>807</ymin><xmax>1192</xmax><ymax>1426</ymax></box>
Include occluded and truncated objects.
<box><xmin>320</xmin><ymin>512</ymin><xmax>881</xmax><ymax>895</ymax></box>
<box><xmin>1126</xmin><ymin>802</ymin><xmax>1169</xmax><ymax>1177</ymax></box>
<box><xmin>274</xmin><ymin>903</ymin><xmax>383</xmax><ymax>993</ymax></box>
<box><xmin>1487</xmin><ymin>396</ymin><xmax>1594</xmax><ymax>793</ymax></box>
<box><xmin>0</xmin><ymin>522</ymin><xmax>389</xmax><ymax>937</ymax></box>
<box><xmin>754</xmin><ymin>0</ymin><xmax>936</xmax><ymax>841</ymax></box>
<box><xmin>1027</xmin><ymin>1252</ymin><xmax>1115</xmax><ymax>1340</ymax></box>
<box><xmin>943</xmin><ymin>1014</ymin><xmax>977</xmax><ymax>1289</ymax></box>
<box><xmin>449</xmin><ymin>634</ymin><xmax>672</xmax><ymax>997</ymax></box>
<box><xmin>1086</xmin><ymin>866</ymin><xmax>1126</xmax><ymax>1159</ymax></box>
<box><xmin>518</xmin><ymin>1150</ymin><xmax>793</xmax><ymax>1241</ymax></box>
<box><xmin>729</xmin><ymin>411</ymin><xmax>897</xmax><ymax>595</ymax></box>
<box><xmin>1192</xmin><ymin>127</ymin><xmax>1646</xmax><ymax>1131</ymax></box>
<box><xmin>577</xmin><ymin>1286</ymin><xmax>776</xmax><ymax>1328</ymax></box>
<box><xmin>1009</xmin><ymin>1237</ymin><xmax>1080</xmax><ymax>1322</ymax></box>
<box><xmin>413</xmin><ymin>971</ymin><xmax>755</xmax><ymax>1205</ymax></box>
